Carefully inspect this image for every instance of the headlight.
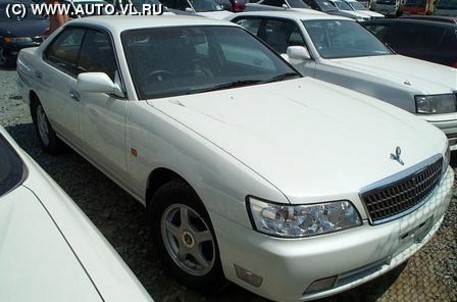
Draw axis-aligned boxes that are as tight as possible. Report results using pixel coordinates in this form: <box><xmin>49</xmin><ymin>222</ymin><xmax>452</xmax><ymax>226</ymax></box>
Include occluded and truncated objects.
<box><xmin>3</xmin><ymin>37</ymin><xmax>33</xmax><ymax>44</ymax></box>
<box><xmin>415</xmin><ymin>94</ymin><xmax>456</xmax><ymax>114</ymax></box>
<box><xmin>247</xmin><ymin>197</ymin><xmax>362</xmax><ymax>238</ymax></box>
<box><xmin>444</xmin><ymin>142</ymin><xmax>451</xmax><ymax>169</ymax></box>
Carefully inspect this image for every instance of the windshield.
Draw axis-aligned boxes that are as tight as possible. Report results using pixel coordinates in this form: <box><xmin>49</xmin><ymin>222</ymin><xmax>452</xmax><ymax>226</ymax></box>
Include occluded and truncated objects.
<box><xmin>122</xmin><ymin>26</ymin><xmax>300</xmax><ymax>100</ymax></box>
<box><xmin>317</xmin><ymin>0</ymin><xmax>339</xmax><ymax>11</ymax></box>
<box><xmin>0</xmin><ymin>134</ymin><xmax>24</xmax><ymax>197</ymax></box>
<box><xmin>333</xmin><ymin>0</ymin><xmax>354</xmax><ymax>10</ymax></box>
<box><xmin>304</xmin><ymin>20</ymin><xmax>391</xmax><ymax>59</ymax></box>
<box><xmin>287</xmin><ymin>0</ymin><xmax>311</xmax><ymax>8</ymax></box>
<box><xmin>405</xmin><ymin>0</ymin><xmax>426</xmax><ymax>6</ymax></box>
<box><xmin>350</xmin><ymin>1</ymin><xmax>367</xmax><ymax>9</ymax></box>
<box><xmin>189</xmin><ymin>0</ymin><xmax>223</xmax><ymax>11</ymax></box>
<box><xmin>436</xmin><ymin>0</ymin><xmax>457</xmax><ymax>9</ymax></box>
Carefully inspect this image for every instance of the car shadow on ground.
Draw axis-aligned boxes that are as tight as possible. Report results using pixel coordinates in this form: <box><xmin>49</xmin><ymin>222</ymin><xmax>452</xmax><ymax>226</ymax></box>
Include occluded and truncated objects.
<box><xmin>3</xmin><ymin>122</ymin><xmax>425</xmax><ymax>302</ymax></box>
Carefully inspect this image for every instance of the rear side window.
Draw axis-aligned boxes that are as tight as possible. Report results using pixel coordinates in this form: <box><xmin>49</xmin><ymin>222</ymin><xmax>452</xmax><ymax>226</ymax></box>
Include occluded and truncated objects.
<box><xmin>0</xmin><ymin>134</ymin><xmax>24</xmax><ymax>197</ymax></box>
<box><xmin>44</xmin><ymin>27</ymin><xmax>86</xmax><ymax>76</ymax></box>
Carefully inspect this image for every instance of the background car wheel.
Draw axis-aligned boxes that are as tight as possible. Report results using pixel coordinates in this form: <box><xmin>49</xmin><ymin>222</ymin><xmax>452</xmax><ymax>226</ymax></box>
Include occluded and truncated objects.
<box><xmin>149</xmin><ymin>180</ymin><xmax>227</xmax><ymax>293</ymax></box>
<box><xmin>31</xmin><ymin>100</ymin><xmax>65</xmax><ymax>154</ymax></box>
<box><xmin>0</xmin><ymin>46</ymin><xmax>10</xmax><ymax>67</ymax></box>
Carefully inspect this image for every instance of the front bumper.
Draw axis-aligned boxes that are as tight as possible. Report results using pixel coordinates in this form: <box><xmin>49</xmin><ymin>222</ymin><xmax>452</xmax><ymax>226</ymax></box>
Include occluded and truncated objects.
<box><xmin>1</xmin><ymin>40</ymin><xmax>43</xmax><ymax>58</ymax></box>
<box><xmin>214</xmin><ymin>167</ymin><xmax>454</xmax><ymax>302</ymax></box>
<box><xmin>420</xmin><ymin>113</ymin><xmax>457</xmax><ymax>151</ymax></box>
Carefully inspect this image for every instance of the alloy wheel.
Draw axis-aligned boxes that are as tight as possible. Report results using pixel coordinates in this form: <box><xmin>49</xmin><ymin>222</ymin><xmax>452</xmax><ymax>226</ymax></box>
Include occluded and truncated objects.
<box><xmin>161</xmin><ymin>203</ymin><xmax>216</xmax><ymax>276</ymax></box>
<box><xmin>36</xmin><ymin>105</ymin><xmax>50</xmax><ymax>147</ymax></box>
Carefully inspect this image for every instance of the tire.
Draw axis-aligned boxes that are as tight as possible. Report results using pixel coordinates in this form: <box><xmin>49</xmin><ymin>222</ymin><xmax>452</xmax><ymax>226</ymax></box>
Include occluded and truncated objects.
<box><xmin>31</xmin><ymin>100</ymin><xmax>65</xmax><ymax>154</ymax></box>
<box><xmin>0</xmin><ymin>45</ymin><xmax>11</xmax><ymax>68</ymax></box>
<box><xmin>149</xmin><ymin>180</ymin><xmax>227</xmax><ymax>293</ymax></box>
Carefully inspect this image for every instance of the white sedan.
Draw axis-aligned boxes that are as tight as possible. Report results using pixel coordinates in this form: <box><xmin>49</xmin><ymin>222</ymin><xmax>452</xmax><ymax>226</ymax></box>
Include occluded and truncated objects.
<box><xmin>228</xmin><ymin>11</ymin><xmax>457</xmax><ymax>151</ymax></box>
<box><xmin>17</xmin><ymin>15</ymin><xmax>454</xmax><ymax>302</ymax></box>
<box><xmin>0</xmin><ymin>126</ymin><xmax>153</xmax><ymax>302</ymax></box>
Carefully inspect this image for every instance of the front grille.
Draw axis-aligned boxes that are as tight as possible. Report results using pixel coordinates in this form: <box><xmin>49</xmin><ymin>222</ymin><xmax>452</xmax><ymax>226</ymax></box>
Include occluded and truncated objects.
<box><xmin>360</xmin><ymin>156</ymin><xmax>443</xmax><ymax>224</ymax></box>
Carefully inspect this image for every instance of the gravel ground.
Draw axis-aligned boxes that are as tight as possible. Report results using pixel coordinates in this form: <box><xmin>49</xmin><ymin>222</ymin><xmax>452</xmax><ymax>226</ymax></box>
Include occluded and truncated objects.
<box><xmin>1</xmin><ymin>67</ymin><xmax>456</xmax><ymax>302</ymax></box>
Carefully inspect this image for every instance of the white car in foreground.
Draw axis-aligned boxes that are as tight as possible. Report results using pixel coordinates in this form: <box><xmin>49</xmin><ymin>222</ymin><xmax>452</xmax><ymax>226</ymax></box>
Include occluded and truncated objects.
<box><xmin>229</xmin><ymin>11</ymin><xmax>457</xmax><ymax>151</ymax></box>
<box><xmin>17</xmin><ymin>15</ymin><xmax>454</xmax><ymax>302</ymax></box>
<box><xmin>0</xmin><ymin>126</ymin><xmax>153</xmax><ymax>302</ymax></box>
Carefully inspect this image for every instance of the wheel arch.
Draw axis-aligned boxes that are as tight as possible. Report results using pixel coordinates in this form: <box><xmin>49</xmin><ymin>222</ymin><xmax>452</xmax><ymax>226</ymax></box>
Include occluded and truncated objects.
<box><xmin>146</xmin><ymin>167</ymin><xmax>196</xmax><ymax>209</ymax></box>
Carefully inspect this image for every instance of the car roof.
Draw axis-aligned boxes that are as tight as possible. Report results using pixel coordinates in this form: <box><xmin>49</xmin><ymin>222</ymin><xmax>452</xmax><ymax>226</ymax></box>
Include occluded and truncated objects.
<box><xmin>67</xmin><ymin>15</ymin><xmax>238</xmax><ymax>33</ymax></box>
<box><xmin>364</xmin><ymin>18</ymin><xmax>456</xmax><ymax>29</ymax></box>
<box><xmin>229</xmin><ymin>10</ymin><xmax>351</xmax><ymax>21</ymax></box>
<box><xmin>400</xmin><ymin>15</ymin><xmax>457</xmax><ymax>24</ymax></box>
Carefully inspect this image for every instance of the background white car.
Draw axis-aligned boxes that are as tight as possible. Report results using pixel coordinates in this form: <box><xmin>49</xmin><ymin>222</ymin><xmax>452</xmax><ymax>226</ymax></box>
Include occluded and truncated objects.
<box><xmin>229</xmin><ymin>11</ymin><xmax>457</xmax><ymax>151</ymax></box>
<box><xmin>17</xmin><ymin>15</ymin><xmax>454</xmax><ymax>302</ymax></box>
<box><xmin>344</xmin><ymin>0</ymin><xmax>385</xmax><ymax>18</ymax></box>
<box><xmin>0</xmin><ymin>126</ymin><xmax>153</xmax><ymax>302</ymax></box>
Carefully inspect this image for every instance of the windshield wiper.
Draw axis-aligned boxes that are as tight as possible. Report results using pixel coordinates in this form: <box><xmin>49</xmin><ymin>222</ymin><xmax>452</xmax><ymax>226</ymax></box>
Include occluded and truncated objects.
<box><xmin>193</xmin><ymin>80</ymin><xmax>264</xmax><ymax>93</ymax></box>
<box><xmin>261</xmin><ymin>72</ymin><xmax>301</xmax><ymax>84</ymax></box>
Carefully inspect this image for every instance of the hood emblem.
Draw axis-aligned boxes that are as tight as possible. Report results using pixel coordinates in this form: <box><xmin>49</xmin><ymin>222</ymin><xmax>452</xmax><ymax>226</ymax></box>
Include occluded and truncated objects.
<box><xmin>390</xmin><ymin>146</ymin><xmax>404</xmax><ymax>165</ymax></box>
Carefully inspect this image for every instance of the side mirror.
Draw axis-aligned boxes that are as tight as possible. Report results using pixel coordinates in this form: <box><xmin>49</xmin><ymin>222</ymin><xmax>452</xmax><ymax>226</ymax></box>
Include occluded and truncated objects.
<box><xmin>185</xmin><ymin>7</ymin><xmax>194</xmax><ymax>12</ymax></box>
<box><xmin>285</xmin><ymin>46</ymin><xmax>311</xmax><ymax>64</ymax></box>
<box><xmin>282</xmin><ymin>4</ymin><xmax>289</xmax><ymax>9</ymax></box>
<box><xmin>77</xmin><ymin>72</ymin><xmax>124</xmax><ymax>97</ymax></box>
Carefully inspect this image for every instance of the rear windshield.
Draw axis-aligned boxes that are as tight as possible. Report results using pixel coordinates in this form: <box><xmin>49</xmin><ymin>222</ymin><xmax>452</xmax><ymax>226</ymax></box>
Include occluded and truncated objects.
<box><xmin>0</xmin><ymin>134</ymin><xmax>25</xmax><ymax>197</ymax></box>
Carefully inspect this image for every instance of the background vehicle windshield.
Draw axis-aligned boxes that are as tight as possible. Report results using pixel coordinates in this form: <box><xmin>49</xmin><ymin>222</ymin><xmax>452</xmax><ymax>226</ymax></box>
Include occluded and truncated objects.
<box><xmin>334</xmin><ymin>0</ymin><xmax>354</xmax><ymax>10</ymax></box>
<box><xmin>377</xmin><ymin>0</ymin><xmax>396</xmax><ymax>4</ymax></box>
<box><xmin>350</xmin><ymin>1</ymin><xmax>367</xmax><ymax>9</ymax></box>
<box><xmin>0</xmin><ymin>135</ymin><xmax>24</xmax><ymax>197</ymax></box>
<box><xmin>405</xmin><ymin>0</ymin><xmax>426</xmax><ymax>6</ymax></box>
<box><xmin>288</xmin><ymin>0</ymin><xmax>311</xmax><ymax>8</ymax></box>
<box><xmin>436</xmin><ymin>0</ymin><xmax>457</xmax><ymax>9</ymax></box>
<box><xmin>122</xmin><ymin>26</ymin><xmax>299</xmax><ymax>100</ymax></box>
<box><xmin>189</xmin><ymin>0</ymin><xmax>223</xmax><ymax>11</ymax></box>
<box><xmin>304</xmin><ymin>20</ymin><xmax>391</xmax><ymax>58</ymax></box>
<box><xmin>317</xmin><ymin>0</ymin><xmax>339</xmax><ymax>11</ymax></box>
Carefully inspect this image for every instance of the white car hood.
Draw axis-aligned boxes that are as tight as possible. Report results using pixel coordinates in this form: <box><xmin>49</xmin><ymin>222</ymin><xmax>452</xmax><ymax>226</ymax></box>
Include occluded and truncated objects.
<box><xmin>148</xmin><ymin>78</ymin><xmax>445</xmax><ymax>203</ymax></box>
<box><xmin>0</xmin><ymin>186</ymin><xmax>102</xmax><ymax>302</ymax></box>
<box><xmin>330</xmin><ymin>55</ymin><xmax>457</xmax><ymax>94</ymax></box>
<box><xmin>197</xmin><ymin>10</ymin><xmax>234</xmax><ymax>19</ymax></box>
<box><xmin>361</xmin><ymin>10</ymin><xmax>384</xmax><ymax>17</ymax></box>
<box><xmin>341</xmin><ymin>9</ymin><xmax>370</xmax><ymax>18</ymax></box>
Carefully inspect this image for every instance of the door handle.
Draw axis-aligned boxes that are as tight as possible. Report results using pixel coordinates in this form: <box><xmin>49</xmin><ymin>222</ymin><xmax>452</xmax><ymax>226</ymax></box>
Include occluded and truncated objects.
<box><xmin>69</xmin><ymin>89</ymin><xmax>81</xmax><ymax>102</ymax></box>
<box><xmin>35</xmin><ymin>71</ymin><xmax>43</xmax><ymax>79</ymax></box>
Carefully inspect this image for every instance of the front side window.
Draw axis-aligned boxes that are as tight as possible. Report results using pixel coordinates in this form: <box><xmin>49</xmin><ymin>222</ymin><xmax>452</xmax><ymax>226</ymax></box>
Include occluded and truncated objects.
<box><xmin>304</xmin><ymin>20</ymin><xmax>391</xmax><ymax>58</ymax></box>
<box><xmin>0</xmin><ymin>134</ymin><xmax>24</xmax><ymax>198</ymax></box>
<box><xmin>44</xmin><ymin>27</ymin><xmax>86</xmax><ymax>76</ymax></box>
<box><xmin>122</xmin><ymin>26</ymin><xmax>299</xmax><ymax>100</ymax></box>
<box><xmin>234</xmin><ymin>18</ymin><xmax>262</xmax><ymax>35</ymax></box>
<box><xmin>77</xmin><ymin>29</ymin><xmax>117</xmax><ymax>80</ymax></box>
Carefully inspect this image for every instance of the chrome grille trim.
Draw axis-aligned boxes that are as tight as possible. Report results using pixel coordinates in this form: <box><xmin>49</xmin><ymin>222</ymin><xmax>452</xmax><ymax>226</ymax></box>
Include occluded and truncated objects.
<box><xmin>359</xmin><ymin>154</ymin><xmax>443</xmax><ymax>225</ymax></box>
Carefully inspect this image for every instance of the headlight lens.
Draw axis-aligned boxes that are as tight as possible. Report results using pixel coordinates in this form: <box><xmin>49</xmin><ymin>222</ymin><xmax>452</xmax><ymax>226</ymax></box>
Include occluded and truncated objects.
<box><xmin>247</xmin><ymin>197</ymin><xmax>362</xmax><ymax>238</ymax></box>
<box><xmin>3</xmin><ymin>37</ymin><xmax>33</xmax><ymax>44</ymax></box>
<box><xmin>444</xmin><ymin>142</ymin><xmax>451</xmax><ymax>169</ymax></box>
<box><xmin>415</xmin><ymin>94</ymin><xmax>456</xmax><ymax>114</ymax></box>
